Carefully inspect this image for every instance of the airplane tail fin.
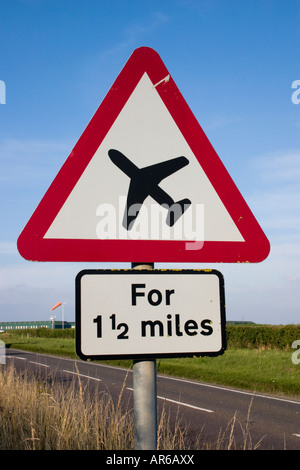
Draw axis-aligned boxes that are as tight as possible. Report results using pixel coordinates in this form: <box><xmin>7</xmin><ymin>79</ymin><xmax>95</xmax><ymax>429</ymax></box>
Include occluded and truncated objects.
<box><xmin>166</xmin><ymin>199</ymin><xmax>191</xmax><ymax>227</ymax></box>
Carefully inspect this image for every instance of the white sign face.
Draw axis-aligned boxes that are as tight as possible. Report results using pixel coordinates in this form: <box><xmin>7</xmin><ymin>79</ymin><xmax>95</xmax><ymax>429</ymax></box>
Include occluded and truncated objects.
<box><xmin>76</xmin><ymin>269</ymin><xmax>226</xmax><ymax>360</ymax></box>
<box><xmin>44</xmin><ymin>73</ymin><xmax>243</xmax><ymax>244</ymax></box>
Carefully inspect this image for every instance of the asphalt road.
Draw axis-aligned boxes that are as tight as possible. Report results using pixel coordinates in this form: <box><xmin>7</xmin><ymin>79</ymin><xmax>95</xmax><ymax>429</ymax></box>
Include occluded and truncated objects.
<box><xmin>4</xmin><ymin>348</ymin><xmax>300</xmax><ymax>450</ymax></box>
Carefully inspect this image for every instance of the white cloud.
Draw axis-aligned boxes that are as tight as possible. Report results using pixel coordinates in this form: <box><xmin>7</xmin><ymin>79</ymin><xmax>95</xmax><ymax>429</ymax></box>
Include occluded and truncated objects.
<box><xmin>214</xmin><ymin>148</ymin><xmax>300</xmax><ymax>324</ymax></box>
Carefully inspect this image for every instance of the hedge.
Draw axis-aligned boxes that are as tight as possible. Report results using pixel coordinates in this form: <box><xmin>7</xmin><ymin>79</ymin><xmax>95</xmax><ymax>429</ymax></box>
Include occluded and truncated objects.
<box><xmin>5</xmin><ymin>324</ymin><xmax>300</xmax><ymax>350</ymax></box>
<box><xmin>226</xmin><ymin>324</ymin><xmax>300</xmax><ymax>350</ymax></box>
<box><xmin>8</xmin><ymin>328</ymin><xmax>76</xmax><ymax>339</ymax></box>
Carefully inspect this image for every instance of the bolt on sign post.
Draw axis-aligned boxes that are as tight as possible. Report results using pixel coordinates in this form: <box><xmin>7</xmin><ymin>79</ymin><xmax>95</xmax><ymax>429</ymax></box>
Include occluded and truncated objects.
<box><xmin>17</xmin><ymin>47</ymin><xmax>269</xmax><ymax>451</ymax></box>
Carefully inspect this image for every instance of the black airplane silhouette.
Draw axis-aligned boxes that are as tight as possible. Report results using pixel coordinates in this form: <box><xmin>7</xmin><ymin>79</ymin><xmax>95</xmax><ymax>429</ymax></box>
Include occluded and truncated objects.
<box><xmin>108</xmin><ymin>149</ymin><xmax>191</xmax><ymax>230</ymax></box>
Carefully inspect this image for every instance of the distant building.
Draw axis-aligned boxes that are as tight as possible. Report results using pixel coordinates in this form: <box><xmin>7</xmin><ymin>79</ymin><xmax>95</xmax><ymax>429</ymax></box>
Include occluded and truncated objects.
<box><xmin>0</xmin><ymin>320</ymin><xmax>254</xmax><ymax>333</ymax></box>
<box><xmin>0</xmin><ymin>321</ymin><xmax>75</xmax><ymax>331</ymax></box>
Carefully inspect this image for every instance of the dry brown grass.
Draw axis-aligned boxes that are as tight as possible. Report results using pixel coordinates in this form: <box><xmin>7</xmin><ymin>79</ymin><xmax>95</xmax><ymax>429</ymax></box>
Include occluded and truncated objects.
<box><xmin>0</xmin><ymin>364</ymin><xmax>133</xmax><ymax>450</ymax></box>
<box><xmin>0</xmin><ymin>364</ymin><xmax>190</xmax><ymax>450</ymax></box>
<box><xmin>0</xmin><ymin>364</ymin><xmax>263</xmax><ymax>450</ymax></box>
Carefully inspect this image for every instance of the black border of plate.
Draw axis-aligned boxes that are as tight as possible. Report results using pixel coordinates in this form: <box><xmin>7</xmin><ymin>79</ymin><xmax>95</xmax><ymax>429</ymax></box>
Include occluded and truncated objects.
<box><xmin>75</xmin><ymin>269</ymin><xmax>226</xmax><ymax>361</ymax></box>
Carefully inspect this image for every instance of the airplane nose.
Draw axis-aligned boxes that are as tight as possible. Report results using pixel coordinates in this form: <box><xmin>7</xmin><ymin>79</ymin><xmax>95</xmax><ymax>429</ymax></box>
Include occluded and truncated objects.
<box><xmin>108</xmin><ymin>148</ymin><xmax>120</xmax><ymax>163</ymax></box>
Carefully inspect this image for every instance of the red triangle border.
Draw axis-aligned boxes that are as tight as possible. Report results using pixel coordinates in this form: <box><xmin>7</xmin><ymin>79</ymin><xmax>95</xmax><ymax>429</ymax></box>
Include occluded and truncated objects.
<box><xmin>17</xmin><ymin>47</ymin><xmax>270</xmax><ymax>263</ymax></box>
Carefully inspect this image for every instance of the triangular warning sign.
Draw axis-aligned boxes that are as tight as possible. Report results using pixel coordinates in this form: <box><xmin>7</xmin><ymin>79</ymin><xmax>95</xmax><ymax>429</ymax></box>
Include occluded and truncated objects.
<box><xmin>17</xmin><ymin>47</ymin><xmax>270</xmax><ymax>263</ymax></box>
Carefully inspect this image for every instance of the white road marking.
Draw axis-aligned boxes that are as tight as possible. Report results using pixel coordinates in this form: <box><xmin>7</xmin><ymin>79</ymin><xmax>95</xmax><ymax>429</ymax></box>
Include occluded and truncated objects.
<box><xmin>161</xmin><ymin>375</ymin><xmax>300</xmax><ymax>406</ymax></box>
<box><xmin>29</xmin><ymin>361</ymin><xmax>49</xmax><ymax>368</ymax></box>
<box><xmin>126</xmin><ymin>387</ymin><xmax>213</xmax><ymax>413</ymax></box>
<box><xmin>6</xmin><ymin>355</ymin><xmax>26</xmax><ymax>360</ymax></box>
<box><xmin>63</xmin><ymin>369</ymin><xmax>102</xmax><ymax>382</ymax></box>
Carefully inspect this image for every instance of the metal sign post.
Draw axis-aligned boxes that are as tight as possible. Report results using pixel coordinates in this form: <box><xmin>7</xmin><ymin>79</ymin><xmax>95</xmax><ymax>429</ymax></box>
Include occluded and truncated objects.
<box><xmin>131</xmin><ymin>262</ymin><xmax>157</xmax><ymax>450</ymax></box>
<box><xmin>133</xmin><ymin>357</ymin><xmax>157</xmax><ymax>450</ymax></box>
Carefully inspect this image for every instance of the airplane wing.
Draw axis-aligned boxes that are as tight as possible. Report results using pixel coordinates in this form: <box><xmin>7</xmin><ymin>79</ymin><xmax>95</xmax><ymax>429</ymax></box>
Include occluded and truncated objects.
<box><xmin>123</xmin><ymin>180</ymin><xmax>149</xmax><ymax>230</ymax></box>
<box><xmin>141</xmin><ymin>156</ymin><xmax>189</xmax><ymax>184</ymax></box>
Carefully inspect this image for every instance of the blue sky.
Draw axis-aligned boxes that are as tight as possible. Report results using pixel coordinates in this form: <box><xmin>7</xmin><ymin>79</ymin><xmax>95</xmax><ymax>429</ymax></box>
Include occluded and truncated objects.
<box><xmin>0</xmin><ymin>0</ymin><xmax>299</xmax><ymax>325</ymax></box>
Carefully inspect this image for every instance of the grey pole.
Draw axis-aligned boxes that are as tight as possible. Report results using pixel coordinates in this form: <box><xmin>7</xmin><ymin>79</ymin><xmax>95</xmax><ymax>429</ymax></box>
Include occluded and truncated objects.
<box><xmin>132</xmin><ymin>262</ymin><xmax>157</xmax><ymax>450</ymax></box>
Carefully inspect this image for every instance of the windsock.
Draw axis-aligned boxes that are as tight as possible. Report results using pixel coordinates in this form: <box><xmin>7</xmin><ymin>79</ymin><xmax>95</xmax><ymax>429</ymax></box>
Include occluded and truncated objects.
<box><xmin>51</xmin><ymin>301</ymin><xmax>62</xmax><ymax>311</ymax></box>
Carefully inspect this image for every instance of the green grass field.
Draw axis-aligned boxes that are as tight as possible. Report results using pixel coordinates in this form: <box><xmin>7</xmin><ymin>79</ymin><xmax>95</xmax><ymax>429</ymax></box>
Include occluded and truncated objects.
<box><xmin>1</xmin><ymin>329</ymin><xmax>299</xmax><ymax>399</ymax></box>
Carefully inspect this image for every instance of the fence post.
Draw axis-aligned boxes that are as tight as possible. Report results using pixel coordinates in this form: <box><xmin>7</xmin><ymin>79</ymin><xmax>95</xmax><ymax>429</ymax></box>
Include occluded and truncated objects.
<box><xmin>0</xmin><ymin>340</ymin><xmax>6</xmax><ymax>364</ymax></box>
